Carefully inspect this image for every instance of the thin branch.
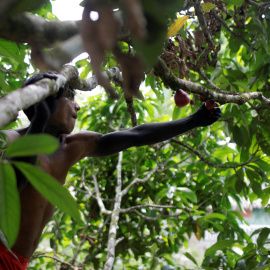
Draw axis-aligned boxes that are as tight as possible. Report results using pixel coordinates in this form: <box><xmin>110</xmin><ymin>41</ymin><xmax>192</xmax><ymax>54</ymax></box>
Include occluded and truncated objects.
<box><xmin>124</xmin><ymin>95</ymin><xmax>138</xmax><ymax>127</ymax></box>
<box><xmin>92</xmin><ymin>172</ymin><xmax>112</xmax><ymax>215</ymax></box>
<box><xmin>246</xmin><ymin>0</ymin><xmax>270</xmax><ymax>8</ymax></box>
<box><xmin>194</xmin><ymin>0</ymin><xmax>215</xmax><ymax>48</ymax></box>
<box><xmin>212</xmin><ymin>11</ymin><xmax>251</xmax><ymax>48</ymax></box>
<box><xmin>198</xmin><ymin>68</ymin><xmax>239</xmax><ymax>95</ymax></box>
<box><xmin>31</xmin><ymin>254</ymin><xmax>81</xmax><ymax>269</ymax></box>
<box><xmin>197</xmin><ymin>186</ymin><xmax>225</xmax><ymax>209</ymax></box>
<box><xmin>132</xmin><ymin>209</ymin><xmax>182</xmax><ymax>221</ymax></box>
<box><xmin>71</xmin><ymin>224</ymin><xmax>90</xmax><ymax>265</ymax></box>
<box><xmin>53</xmin><ymin>213</ymin><xmax>64</xmax><ymax>270</ymax></box>
<box><xmin>120</xmin><ymin>204</ymin><xmax>185</xmax><ymax>214</ymax></box>
<box><xmin>171</xmin><ymin>139</ymin><xmax>259</xmax><ymax>168</ymax></box>
<box><xmin>121</xmin><ymin>166</ymin><xmax>159</xmax><ymax>196</ymax></box>
<box><xmin>103</xmin><ymin>152</ymin><xmax>123</xmax><ymax>270</ymax></box>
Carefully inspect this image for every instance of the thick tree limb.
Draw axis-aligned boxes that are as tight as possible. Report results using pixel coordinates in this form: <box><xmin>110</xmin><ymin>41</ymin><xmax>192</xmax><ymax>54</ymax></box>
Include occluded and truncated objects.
<box><xmin>153</xmin><ymin>57</ymin><xmax>270</xmax><ymax>106</ymax></box>
<box><xmin>0</xmin><ymin>13</ymin><xmax>79</xmax><ymax>46</ymax></box>
<box><xmin>0</xmin><ymin>65</ymin><xmax>123</xmax><ymax>129</ymax></box>
<box><xmin>0</xmin><ymin>78</ymin><xmax>60</xmax><ymax>129</ymax></box>
<box><xmin>39</xmin><ymin>35</ymin><xmax>85</xmax><ymax>70</ymax></box>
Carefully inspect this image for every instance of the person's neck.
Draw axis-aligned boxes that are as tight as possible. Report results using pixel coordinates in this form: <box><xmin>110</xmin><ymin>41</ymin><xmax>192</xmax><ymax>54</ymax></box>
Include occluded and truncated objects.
<box><xmin>44</xmin><ymin>125</ymin><xmax>62</xmax><ymax>138</ymax></box>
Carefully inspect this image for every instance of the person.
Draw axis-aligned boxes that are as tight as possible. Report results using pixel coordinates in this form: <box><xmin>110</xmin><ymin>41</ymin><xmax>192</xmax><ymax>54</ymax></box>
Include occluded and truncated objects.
<box><xmin>0</xmin><ymin>72</ymin><xmax>221</xmax><ymax>269</ymax></box>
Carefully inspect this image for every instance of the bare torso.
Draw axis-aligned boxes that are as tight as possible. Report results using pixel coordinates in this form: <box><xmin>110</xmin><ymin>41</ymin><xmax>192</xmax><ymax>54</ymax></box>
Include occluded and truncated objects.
<box><xmin>2</xmin><ymin>129</ymin><xmax>100</xmax><ymax>258</ymax></box>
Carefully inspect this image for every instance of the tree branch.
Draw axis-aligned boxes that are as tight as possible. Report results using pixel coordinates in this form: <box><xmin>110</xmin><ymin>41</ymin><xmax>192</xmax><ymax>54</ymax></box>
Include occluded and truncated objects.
<box><xmin>212</xmin><ymin>10</ymin><xmax>251</xmax><ymax>48</ymax></box>
<box><xmin>31</xmin><ymin>254</ymin><xmax>83</xmax><ymax>269</ymax></box>
<box><xmin>0</xmin><ymin>65</ymin><xmax>122</xmax><ymax>129</ymax></box>
<box><xmin>0</xmin><ymin>13</ymin><xmax>79</xmax><ymax>46</ymax></box>
<box><xmin>92</xmin><ymin>169</ymin><xmax>112</xmax><ymax>215</ymax></box>
<box><xmin>120</xmin><ymin>204</ymin><xmax>184</xmax><ymax>214</ymax></box>
<box><xmin>153</xmin><ymin>57</ymin><xmax>270</xmax><ymax>106</ymax></box>
<box><xmin>132</xmin><ymin>209</ymin><xmax>182</xmax><ymax>221</ymax></box>
<box><xmin>121</xmin><ymin>166</ymin><xmax>159</xmax><ymax>196</ymax></box>
<box><xmin>171</xmin><ymin>139</ymin><xmax>260</xmax><ymax>169</ymax></box>
<box><xmin>246</xmin><ymin>0</ymin><xmax>270</xmax><ymax>8</ymax></box>
<box><xmin>103</xmin><ymin>152</ymin><xmax>123</xmax><ymax>270</ymax></box>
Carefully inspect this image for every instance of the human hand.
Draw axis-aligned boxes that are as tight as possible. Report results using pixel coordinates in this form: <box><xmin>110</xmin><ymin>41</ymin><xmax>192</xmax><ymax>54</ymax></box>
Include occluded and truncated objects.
<box><xmin>193</xmin><ymin>102</ymin><xmax>221</xmax><ymax>127</ymax></box>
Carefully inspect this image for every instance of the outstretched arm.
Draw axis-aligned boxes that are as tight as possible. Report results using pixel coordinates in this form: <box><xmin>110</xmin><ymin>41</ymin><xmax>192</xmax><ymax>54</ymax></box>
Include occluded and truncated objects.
<box><xmin>92</xmin><ymin>104</ymin><xmax>221</xmax><ymax>157</ymax></box>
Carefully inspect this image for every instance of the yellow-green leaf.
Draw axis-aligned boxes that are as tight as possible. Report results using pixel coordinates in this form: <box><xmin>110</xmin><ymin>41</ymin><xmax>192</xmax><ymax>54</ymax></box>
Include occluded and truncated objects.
<box><xmin>201</xmin><ymin>3</ymin><xmax>216</xmax><ymax>12</ymax></box>
<box><xmin>167</xmin><ymin>15</ymin><xmax>189</xmax><ymax>38</ymax></box>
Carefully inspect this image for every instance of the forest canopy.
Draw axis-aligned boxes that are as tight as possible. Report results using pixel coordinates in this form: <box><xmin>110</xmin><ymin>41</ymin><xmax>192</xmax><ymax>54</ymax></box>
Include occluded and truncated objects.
<box><xmin>0</xmin><ymin>0</ymin><xmax>270</xmax><ymax>269</ymax></box>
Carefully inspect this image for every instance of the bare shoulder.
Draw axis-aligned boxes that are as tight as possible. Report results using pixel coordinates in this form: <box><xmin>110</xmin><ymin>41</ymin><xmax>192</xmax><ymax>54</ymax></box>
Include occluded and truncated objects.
<box><xmin>64</xmin><ymin>131</ymin><xmax>102</xmax><ymax>144</ymax></box>
<box><xmin>60</xmin><ymin>131</ymin><xmax>103</xmax><ymax>158</ymax></box>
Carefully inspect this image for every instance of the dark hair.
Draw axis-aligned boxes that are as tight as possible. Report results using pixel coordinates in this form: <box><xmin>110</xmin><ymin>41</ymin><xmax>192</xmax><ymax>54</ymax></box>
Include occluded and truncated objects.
<box><xmin>22</xmin><ymin>72</ymin><xmax>76</xmax><ymax>121</ymax></box>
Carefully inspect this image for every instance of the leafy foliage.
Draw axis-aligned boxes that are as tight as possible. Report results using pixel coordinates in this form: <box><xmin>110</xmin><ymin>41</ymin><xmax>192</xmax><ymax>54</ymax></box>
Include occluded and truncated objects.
<box><xmin>0</xmin><ymin>0</ymin><xmax>270</xmax><ymax>269</ymax></box>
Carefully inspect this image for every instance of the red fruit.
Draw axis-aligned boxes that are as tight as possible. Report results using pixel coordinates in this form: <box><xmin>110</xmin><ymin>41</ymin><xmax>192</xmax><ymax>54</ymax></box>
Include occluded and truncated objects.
<box><xmin>199</xmin><ymin>96</ymin><xmax>206</xmax><ymax>102</ymax></box>
<box><xmin>190</xmin><ymin>99</ymin><xmax>195</xmax><ymax>105</ymax></box>
<box><xmin>174</xmin><ymin>89</ymin><xmax>190</xmax><ymax>107</ymax></box>
<box><xmin>79</xmin><ymin>234</ymin><xmax>84</xmax><ymax>239</ymax></box>
<box><xmin>205</xmin><ymin>100</ymin><xmax>215</xmax><ymax>110</ymax></box>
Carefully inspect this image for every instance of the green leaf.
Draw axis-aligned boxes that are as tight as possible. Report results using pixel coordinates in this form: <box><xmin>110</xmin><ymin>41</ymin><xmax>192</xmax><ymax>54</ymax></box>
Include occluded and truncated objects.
<box><xmin>235</xmin><ymin>259</ymin><xmax>247</xmax><ymax>270</ymax></box>
<box><xmin>232</xmin><ymin>82</ymin><xmax>250</xmax><ymax>92</ymax></box>
<box><xmin>0</xmin><ymin>162</ymin><xmax>20</xmax><ymax>248</ymax></box>
<box><xmin>176</xmin><ymin>187</ymin><xmax>197</xmax><ymax>203</ymax></box>
<box><xmin>5</xmin><ymin>134</ymin><xmax>59</xmax><ymax>157</ymax></box>
<box><xmin>255</xmin><ymin>160</ymin><xmax>270</xmax><ymax>171</ymax></box>
<box><xmin>250</xmin><ymin>180</ymin><xmax>262</xmax><ymax>196</ymax></box>
<box><xmin>233</xmin><ymin>125</ymin><xmax>244</xmax><ymax>147</ymax></box>
<box><xmin>0</xmin><ymin>132</ymin><xmax>8</xmax><ymax>149</ymax></box>
<box><xmin>224</xmin><ymin>0</ymin><xmax>244</xmax><ymax>7</ymax></box>
<box><xmin>212</xmin><ymin>146</ymin><xmax>236</xmax><ymax>158</ymax></box>
<box><xmin>205</xmin><ymin>240</ymin><xmax>238</xmax><ymax>256</ymax></box>
<box><xmin>172</xmin><ymin>105</ymin><xmax>181</xmax><ymax>120</ymax></box>
<box><xmin>13</xmin><ymin>162</ymin><xmax>81</xmax><ymax>222</ymax></box>
<box><xmin>161</xmin><ymin>266</ymin><xmax>175</xmax><ymax>270</ymax></box>
<box><xmin>257</xmin><ymin>228</ymin><xmax>270</xmax><ymax>249</ymax></box>
<box><xmin>0</xmin><ymin>39</ymin><xmax>23</xmax><ymax>64</ymax></box>
<box><xmin>183</xmin><ymin>252</ymin><xmax>198</xmax><ymax>266</ymax></box>
<box><xmin>208</xmin><ymin>220</ymin><xmax>225</xmax><ymax>232</ymax></box>
<box><xmin>246</xmin><ymin>168</ymin><xmax>262</xmax><ymax>195</ymax></box>
<box><xmin>203</xmin><ymin>213</ymin><xmax>227</xmax><ymax>221</ymax></box>
<box><xmin>11</xmin><ymin>0</ymin><xmax>50</xmax><ymax>13</ymax></box>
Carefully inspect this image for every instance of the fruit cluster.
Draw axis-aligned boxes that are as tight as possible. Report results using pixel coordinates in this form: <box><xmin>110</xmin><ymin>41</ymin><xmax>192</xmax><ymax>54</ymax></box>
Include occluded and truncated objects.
<box><xmin>174</xmin><ymin>89</ymin><xmax>216</xmax><ymax>110</ymax></box>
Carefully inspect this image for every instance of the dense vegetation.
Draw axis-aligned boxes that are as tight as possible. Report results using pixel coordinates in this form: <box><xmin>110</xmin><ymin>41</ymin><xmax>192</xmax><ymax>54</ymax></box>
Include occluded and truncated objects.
<box><xmin>0</xmin><ymin>0</ymin><xmax>270</xmax><ymax>269</ymax></box>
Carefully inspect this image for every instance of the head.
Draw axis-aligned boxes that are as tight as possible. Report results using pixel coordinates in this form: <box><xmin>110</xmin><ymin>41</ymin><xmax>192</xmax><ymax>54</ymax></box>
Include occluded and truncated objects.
<box><xmin>22</xmin><ymin>72</ymin><xmax>81</xmax><ymax>134</ymax></box>
<box><xmin>47</xmin><ymin>86</ymin><xmax>81</xmax><ymax>134</ymax></box>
